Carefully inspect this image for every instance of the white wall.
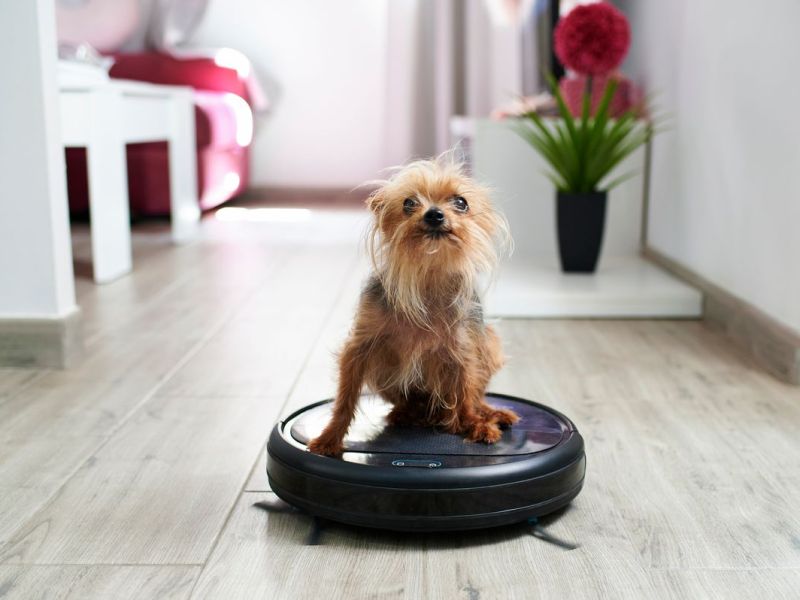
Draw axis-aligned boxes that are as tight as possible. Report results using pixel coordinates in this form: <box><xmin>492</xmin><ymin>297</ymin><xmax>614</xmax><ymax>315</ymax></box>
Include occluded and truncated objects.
<box><xmin>621</xmin><ymin>0</ymin><xmax>800</xmax><ymax>333</ymax></box>
<box><xmin>382</xmin><ymin>0</ymin><xmax>525</xmax><ymax>166</ymax></box>
<box><xmin>189</xmin><ymin>0</ymin><xmax>389</xmax><ymax>188</ymax></box>
<box><xmin>189</xmin><ymin>0</ymin><xmax>526</xmax><ymax>188</ymax></box>
<box><xmin>0</xmin><ymin>0</ymin><xmax>77</xmax><ymax>318</ymax></box>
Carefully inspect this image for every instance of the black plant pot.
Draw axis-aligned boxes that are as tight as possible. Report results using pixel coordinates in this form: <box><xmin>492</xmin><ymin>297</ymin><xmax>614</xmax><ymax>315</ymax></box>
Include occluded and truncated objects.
<box><xmin>556</xmin><ymin>191</ymin><xmax>608</xmax><ymax>273</ymax></box>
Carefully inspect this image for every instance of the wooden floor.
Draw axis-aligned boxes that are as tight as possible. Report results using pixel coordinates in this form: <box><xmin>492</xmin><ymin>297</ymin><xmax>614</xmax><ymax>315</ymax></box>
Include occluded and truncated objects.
<box><xmin>1</xmin><ymin>208</ymin><xmax>798</xmax><ymax>599</ymax></box>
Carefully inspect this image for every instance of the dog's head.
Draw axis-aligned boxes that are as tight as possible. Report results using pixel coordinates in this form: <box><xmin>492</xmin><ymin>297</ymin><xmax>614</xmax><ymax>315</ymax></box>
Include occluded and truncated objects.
<box><xmin>365</xmin><ymin>155</ymin><xmax>510</xmax><ymax>322</ymax></box>
<box><xmin>366</xmin><ymin>156</ymin><xmax>509</xmax><ymax>277</ymax></box>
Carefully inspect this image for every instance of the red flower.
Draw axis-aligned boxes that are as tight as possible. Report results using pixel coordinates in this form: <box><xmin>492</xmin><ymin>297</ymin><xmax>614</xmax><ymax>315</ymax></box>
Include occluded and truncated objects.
<box><xmin>554</xmin><ymin>2</ymin><xmax>631</xmax><ymax>76</ymax></box>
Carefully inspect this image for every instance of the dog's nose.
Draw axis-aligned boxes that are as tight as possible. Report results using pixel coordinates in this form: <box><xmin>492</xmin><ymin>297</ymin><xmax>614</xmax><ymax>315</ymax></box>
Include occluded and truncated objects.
<box><xmin>423</xmin><ymin>208</ymin><xmax>445</xmax><ymax>228</ymax></box>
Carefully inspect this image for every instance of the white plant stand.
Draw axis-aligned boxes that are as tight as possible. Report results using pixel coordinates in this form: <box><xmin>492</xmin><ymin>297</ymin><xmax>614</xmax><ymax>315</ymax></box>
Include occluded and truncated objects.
<box><xmin>471</xmin><ymin>118</ymin><xmax>702</xmax><ymax>318</ymax></box>
<box><xmin>486</xmin><ymin>256</ymin><xmax>702</xmax><ymax>318</ymax></box>
<box><xmin>60</xmin><ymin>75</ymin><xmax>200</xmax><ymax>283</ymax></box>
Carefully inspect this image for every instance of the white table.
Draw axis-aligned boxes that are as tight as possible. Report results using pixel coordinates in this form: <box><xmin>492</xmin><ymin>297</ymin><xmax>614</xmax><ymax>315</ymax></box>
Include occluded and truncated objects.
<box><xmin>60</xmin><ymin>77</ymin><xmax>200</xmax><ymax>283</ymax></box>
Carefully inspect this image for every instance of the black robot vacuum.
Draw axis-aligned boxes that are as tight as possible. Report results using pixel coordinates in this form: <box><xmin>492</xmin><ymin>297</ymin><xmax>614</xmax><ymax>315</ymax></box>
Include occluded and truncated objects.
<box><xmin>267</xmin><ymin>393</ymin><xmax>585</xmax><ymax>532</ymax></box>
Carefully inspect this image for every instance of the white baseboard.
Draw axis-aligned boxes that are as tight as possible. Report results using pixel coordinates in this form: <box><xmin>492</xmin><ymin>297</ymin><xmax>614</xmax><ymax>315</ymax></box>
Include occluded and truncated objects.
<box><xmin>644</xmin><ymin>247</ymin><xmax>800</xmax><ymax>385</ymax></box>
<box><xmin>0</xmin><ymin>309</ymin><xmax>84</xmax><ymax>368</ymax></box>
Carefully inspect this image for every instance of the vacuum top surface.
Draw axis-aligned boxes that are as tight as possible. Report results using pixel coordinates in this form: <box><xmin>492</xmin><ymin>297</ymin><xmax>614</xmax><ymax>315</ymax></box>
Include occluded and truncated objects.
<box><xmin>289</xmin><ymin>394</ymin><xmax>571</xmax><ymax>458</ymax></box>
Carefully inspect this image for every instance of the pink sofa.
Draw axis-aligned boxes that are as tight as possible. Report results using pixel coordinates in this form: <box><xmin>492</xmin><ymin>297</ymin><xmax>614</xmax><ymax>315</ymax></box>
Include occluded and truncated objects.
<box><xmin>67</xmin><ymin>50</ymin><xmax>257</xmax><ymax>216</ymax></box>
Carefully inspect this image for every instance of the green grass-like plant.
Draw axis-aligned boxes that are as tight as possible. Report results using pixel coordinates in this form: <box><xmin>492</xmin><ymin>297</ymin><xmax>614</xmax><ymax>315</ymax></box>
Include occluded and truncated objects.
<box><xmin>512</xmin><ymin>74</ymin><xmax>654</xmax><ymax>194</ymax></box>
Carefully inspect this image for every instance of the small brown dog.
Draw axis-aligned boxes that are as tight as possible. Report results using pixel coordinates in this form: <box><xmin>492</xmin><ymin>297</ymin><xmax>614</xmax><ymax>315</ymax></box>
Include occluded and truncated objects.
<box><xmin>308</xmin><ymin>156</ymin><xmax>517</xmax><ymax>456</ymax></box>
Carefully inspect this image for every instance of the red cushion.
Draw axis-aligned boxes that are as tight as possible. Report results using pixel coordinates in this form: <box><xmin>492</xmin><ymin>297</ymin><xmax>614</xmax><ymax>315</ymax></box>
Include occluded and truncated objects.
<box><xmin>194</xmin><ymin>90</ymin><xmax>250</xmax><ymax>150</ymax></box>
<box><xmin>67</xmin><ymin>51</ymin><xmax>254</xmax><ymax>216</ymax></box>
<box><xmin>109</xmin><ymin>52</ymin><xmax>250</xmax><ymax>101</ymax></box>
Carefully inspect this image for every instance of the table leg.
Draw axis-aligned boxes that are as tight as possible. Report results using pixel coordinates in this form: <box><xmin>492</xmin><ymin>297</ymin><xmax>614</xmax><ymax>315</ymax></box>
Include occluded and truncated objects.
<box><xmin>167</xmin><ymin>90</ymin><xmax>200</xmax><ymax>243</ymax></box>
<box><xmin>86</xmin><ymin>90</ymin><xmax>133</xmax><ymax>283</ymax></box>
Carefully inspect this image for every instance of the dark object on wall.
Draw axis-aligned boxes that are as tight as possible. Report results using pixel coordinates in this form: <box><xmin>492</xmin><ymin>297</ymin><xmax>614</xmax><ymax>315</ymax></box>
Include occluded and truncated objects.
<box><xmin>549</xmin><ymin>0</ymin><xmax>565</xmax><ymax>79</ymax></box>
<box><xmin>267</xmin><ymin>393</ymin><xmax>586</xmax><ymax>532</ymax></box>
<box><xmin>557</xmin><ymin>190</ymin><xmax>607</xmax><ymax>273</ymax></box>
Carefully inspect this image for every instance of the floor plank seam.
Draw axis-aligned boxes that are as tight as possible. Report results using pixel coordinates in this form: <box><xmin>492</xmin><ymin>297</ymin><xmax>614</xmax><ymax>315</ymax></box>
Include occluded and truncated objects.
<box><xmin>81</xmin><ymin>274</ymin><xmax>190</xmax><ymax>348</ymax></box>
<box><xmin>0</xmin><ymin>370</ymin><xmax>51</xmax><ymax>410</ymax></box>
<box><xmin>185</xmin><ymin>251</ymin><xmax>361</xmax><ymax>598</ymax></box>
<box><xmin>271</xmin><ymin>250</ymin><xmax>362</xmax><ymax>423</ymax></box>
<box><xmin>2</xmin><ymin>563</ymin><xmax>206</xmax><ymax>567</ymax></box>
<box><xmin>0</xmin><ymin>252</ymin><xmax>292</xmax><ymax>552</ymax></box>
<box><xmin>241</xmin><ymin>441</ymin><xmax>269</xmax><ymax>492</ymax></box>
<box><xmin>647</xmin><ymin>567</ymin><xmax>800</xmax><ymax>572</ymax></box>
<box><xmin>75</xmin><ymin>229</ymin><xmax>215</xmax><ymax>346</ymax></box>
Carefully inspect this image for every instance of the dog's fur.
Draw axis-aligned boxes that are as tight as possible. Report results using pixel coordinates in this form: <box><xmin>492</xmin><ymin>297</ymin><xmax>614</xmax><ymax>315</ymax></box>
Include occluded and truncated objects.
<box><xmin>307</xmin><ymin>156</ymin><xmax>517</xmax><ymax>456</ymax></box>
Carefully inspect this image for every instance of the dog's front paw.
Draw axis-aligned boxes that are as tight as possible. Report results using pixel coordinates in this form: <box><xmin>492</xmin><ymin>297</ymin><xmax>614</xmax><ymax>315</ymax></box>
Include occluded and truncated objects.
<box><xmin>307</xmin><ymin>435</ymin><xmax>344</xmax><ymax>456</ymax></box>
<box><xmin>466</xmin><ymin>421</ymin><xmax>503</xmax><ymax>444</ymax></box>
<box><xmin>491</xmin><ymin>407</ymin><xmax>520</xmax><ymax>428</ymax></box>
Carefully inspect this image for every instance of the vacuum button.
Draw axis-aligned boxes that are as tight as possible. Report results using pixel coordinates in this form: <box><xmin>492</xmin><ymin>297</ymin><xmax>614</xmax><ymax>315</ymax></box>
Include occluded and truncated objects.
<box><xmin>392</xmin><ymin>459</ymin><xmax>442</xmax><ymax>468</ymax></box>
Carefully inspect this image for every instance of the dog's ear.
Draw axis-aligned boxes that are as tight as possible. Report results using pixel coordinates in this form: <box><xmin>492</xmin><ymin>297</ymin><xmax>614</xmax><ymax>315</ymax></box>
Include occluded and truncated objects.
<box><xmin>366</xmin><ymin>187</ymin><xmax>385</xmax><ymax>214</ymax></box>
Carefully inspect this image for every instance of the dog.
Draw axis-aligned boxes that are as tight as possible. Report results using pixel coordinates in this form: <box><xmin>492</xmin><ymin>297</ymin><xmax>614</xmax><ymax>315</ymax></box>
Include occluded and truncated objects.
<box><xmin>307</xmin><ymin>155</ymin><xmax>517</xmax><ymax>456</ymax></box>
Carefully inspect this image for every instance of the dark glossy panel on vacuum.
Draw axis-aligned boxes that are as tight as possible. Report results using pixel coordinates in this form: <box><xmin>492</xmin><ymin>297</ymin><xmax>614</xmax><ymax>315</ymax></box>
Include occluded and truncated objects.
<box><xmin>290</xmin><ymin>394</ymin><xmax>567</xmax><ymax>457</ymax></box>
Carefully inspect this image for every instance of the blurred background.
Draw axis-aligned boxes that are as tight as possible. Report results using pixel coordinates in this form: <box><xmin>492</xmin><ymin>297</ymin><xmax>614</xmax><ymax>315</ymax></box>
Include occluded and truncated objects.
<box><xmin>4</xmin><ymin>0</ymin><xmax>794</xmax><ymax>370</ymax></box>
<box><xmin>57</xmin><ymin>0</ymin><xmax>552</xmax><ymax>199</ymax></box>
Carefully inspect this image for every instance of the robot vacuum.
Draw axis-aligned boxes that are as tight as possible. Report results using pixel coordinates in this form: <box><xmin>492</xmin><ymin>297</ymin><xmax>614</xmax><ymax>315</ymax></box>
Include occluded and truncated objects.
<box><xmin>266</xmin><ymin>393</ymin><xmax>585</xmax><ymax>532</ymax></box>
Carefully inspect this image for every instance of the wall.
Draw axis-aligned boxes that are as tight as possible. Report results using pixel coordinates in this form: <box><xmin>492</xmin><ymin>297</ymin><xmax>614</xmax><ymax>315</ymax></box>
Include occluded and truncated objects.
<box><xmin>189</xmin><ymin>0</ymin><xmax>389</xmax><ymax>188</ymax></box>
<box><xmin>620</xmin><ymin>0</ymin><xmax>800</xmax><ymax>333</ymax></box>
<box><xmin>0</xmin><ymin>0</ymin><xmax>76</xmax><ymax>318</ymax></box>
<box><xmin>189</xmin><ymin>0</ymin><xmax>528</xmax><ymax>188</ymax></box>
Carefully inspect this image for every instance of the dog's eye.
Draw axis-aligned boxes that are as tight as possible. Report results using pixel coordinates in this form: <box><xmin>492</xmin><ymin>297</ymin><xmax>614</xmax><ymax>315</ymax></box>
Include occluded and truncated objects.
<box><xmin>452</xmin><ymin>196</ymin><xmax>468</xmax><ymax>212</ymax></box>
<box><xmin>403</xmin><ymin>197</ymin><xmax>418</xmax><ymax>213</ymax></box>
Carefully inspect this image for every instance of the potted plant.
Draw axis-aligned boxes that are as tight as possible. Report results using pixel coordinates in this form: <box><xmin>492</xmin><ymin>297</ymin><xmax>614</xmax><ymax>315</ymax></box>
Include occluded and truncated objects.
<box><xmin>512</xmin><ymin>3</ymin><xmax>654</xmax><ymax>273</ymax></box>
